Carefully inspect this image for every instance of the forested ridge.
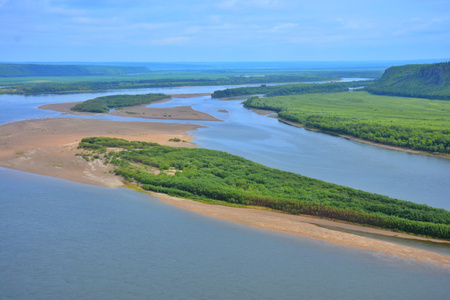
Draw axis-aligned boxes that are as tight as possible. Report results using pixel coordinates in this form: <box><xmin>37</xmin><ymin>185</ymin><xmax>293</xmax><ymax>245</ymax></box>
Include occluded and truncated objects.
<box><xmin>77</xmin><ymin>137</ymin><xmax>450</xmax><ymax>239</ymax></box>
<box><xmin>366</xmin><ymin>62</ymin><xmax>450</xmax><ymax>100</ymax></box>
<box><xmin>70</xmin><ymin>93</ymin><xmax>169</xmax><ymax>113</ymax></box>
<box><xmin>0</xmin><ymin>63</ymin><xmax>150</xmax><ymax>77</ymax></box>
<box><xmin>243</xmin><ymin>91</ymin><xmax>450</xmax><ymax>154</ymax></box>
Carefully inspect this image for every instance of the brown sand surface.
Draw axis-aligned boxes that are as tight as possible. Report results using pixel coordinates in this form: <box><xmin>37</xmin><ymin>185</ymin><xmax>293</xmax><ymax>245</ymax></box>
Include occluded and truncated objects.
<box><xmin>39</xmin><ymin>101</ymin><xmax>221</xmax><ymax>122</ymax></box>
<box><xmin>1</xmin><ymin>117</ymin><xmax>449</xmax><ymax>268</ymax></box>
<box><xmin>155</xmin><ymin>193</ymin><xmax>450</xmax><ymax>268</ymax></box>
<box><xmin>0</xmin><ymin>118</ymin><xmax>202</xmax><ymax>187</ymax></box>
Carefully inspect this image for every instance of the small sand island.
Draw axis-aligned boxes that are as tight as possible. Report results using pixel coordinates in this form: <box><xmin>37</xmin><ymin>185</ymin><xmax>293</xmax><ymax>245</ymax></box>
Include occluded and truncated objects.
<box><xmin>39</xmin><ymin>93</ymin><xmax>220</xmax><ymax>122</ymax></box>
<box><xmin>0</xmin><ymin>95</ymin><xmax>449</xmax><ymax>268</ymax></box>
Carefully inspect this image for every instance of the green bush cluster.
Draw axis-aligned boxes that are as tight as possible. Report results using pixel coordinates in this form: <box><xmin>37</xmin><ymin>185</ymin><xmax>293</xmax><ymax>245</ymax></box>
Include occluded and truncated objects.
<box><xmin>211</xmin><ymin>81</ymin><xmax>374</xmax><ymax>98</ymax></box>
<box><xmin>70</xmin><ymin>93</ymin><xmax>169</xmax><ymax>113</ymax></box>
<box><xmin>78</xmin><ymin>137</ymin><xmax>450</xmax><ymax>239</ymax></box>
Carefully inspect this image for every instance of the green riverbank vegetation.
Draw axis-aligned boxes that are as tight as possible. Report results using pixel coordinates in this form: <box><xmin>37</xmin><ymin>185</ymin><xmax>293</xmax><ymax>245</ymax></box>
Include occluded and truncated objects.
<box><xmin>70</xmin><ymin>93</ymin><xmax>169</xmax><ymax>113</ymax></box>
<box><xmin>77</xmin><ymin>137</ymin><xmax>450</xmax><ymax>239</ymax></box>
<box><xmin>243</xmin><ymin>91</ymin><xmax>450</xmax><ymax>154</ymax></box>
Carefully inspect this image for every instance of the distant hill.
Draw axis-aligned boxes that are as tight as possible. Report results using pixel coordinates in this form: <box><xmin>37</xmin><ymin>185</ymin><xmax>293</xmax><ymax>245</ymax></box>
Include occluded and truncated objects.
<box><xmin>367</xmin><ymin>62</ymin><xmax>450</xmax><ymax>100</ymax></box>
<box><xmin>0</xmin><ymin>63</ymin><xmax>150</xmax><ymax>77</ymax></box>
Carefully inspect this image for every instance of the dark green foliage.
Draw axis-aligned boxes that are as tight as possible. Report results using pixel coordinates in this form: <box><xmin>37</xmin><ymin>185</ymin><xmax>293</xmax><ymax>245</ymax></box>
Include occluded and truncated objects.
<box><xmin>70</xmin><ymin>93</ymin><xmax>169</xmax><ymax>113</ymax></box>
<box><xmin>211</xmin><ymin>81</ymin><xmax>374</xmax><ymax>98</ymax></box>
<box><xmin>0</xmin><ymin>63</ymin><xmax>150</xmax><ymax>77</ymax></box>
<box><xmin>367</xmin><ymin>62</ymin><xmax>450</xmax><ymax>100</ymax></box>
<box><xmin>78</xmin><ymin>137</ymin><xmax>450</xmax><ymax>239</ymax></box>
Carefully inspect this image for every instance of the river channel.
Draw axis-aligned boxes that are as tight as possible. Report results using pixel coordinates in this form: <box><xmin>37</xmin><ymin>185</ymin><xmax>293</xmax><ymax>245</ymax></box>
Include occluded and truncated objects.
<box><xmin>0</xmin><ymin>84</ymin><xmax>449</xmax><ymax>299</ymax></box>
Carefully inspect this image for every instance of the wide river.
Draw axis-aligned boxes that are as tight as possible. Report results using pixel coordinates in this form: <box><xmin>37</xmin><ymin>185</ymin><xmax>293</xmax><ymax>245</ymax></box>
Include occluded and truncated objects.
<box><xmin>1</xmin><ymin>84</ymin><xmax>449</xmax><ymax>299</ymax></box>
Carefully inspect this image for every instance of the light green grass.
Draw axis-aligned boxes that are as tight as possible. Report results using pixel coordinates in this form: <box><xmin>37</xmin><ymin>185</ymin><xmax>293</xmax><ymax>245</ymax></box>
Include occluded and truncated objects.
<box><xmin>244</xmin><ymin>91</ymin><xmax>450</xmax><ymax>153</ymax></box>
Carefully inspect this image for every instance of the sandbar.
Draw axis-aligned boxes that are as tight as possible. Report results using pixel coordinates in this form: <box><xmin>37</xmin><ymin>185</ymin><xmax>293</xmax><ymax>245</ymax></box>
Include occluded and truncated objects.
<box><xmin>0</xmin><ymin>117</ymin><xmax>449</xmax><ymax>268</ymax></box>
<box><xmin>0</xmin><ymin>118</ymin><xmax>202</xmax><ymax>187</ymax></box>
<box><xmin>39</xmin><ymin>100</ymin><xmax>221</xmax><ymax>122</ymax></box>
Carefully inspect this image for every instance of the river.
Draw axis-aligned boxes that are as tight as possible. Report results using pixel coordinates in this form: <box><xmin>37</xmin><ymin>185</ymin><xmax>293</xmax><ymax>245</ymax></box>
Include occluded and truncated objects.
<box><xmin>0</xmin><ymin>84</ymin><xmax>449</xmax><ymax>299</ymax></box>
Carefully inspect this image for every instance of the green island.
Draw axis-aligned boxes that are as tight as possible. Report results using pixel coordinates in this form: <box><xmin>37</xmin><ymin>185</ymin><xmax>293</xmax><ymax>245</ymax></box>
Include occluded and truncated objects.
<box><xmin>70</xmin><ymin>93</ymin><xmax>170</xmax><ymax>113</ymax></box>
<box><xmin>243</xmin><ymin>91</ymin><xmax>450</xmax><ymax>154</ymax></box>
<box><xmin>77</xmin><ymin>137</ymin><xmax>450</xmax><ymax>239</ymax></box>
<box><xmin>211</xmin><ymin>80</ymin><xmax>374</xmax><ymax>98</ymax></box>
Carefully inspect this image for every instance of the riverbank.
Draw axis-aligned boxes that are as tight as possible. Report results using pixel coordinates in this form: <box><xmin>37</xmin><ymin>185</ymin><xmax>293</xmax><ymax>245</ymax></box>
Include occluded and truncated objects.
<box><xmin>277</xmin><ymin>117</ymin><xmax>450</xmax><ymax>159</ymax></box>
<box><xmin>0</xmin><ymin>117</ymin><xmax>449</xmax><ymax>268</ymax></box>
<box><xmin>246</xmin><ymin>105</ymin><xmax>449</xmax><ymax>159</ymax></box>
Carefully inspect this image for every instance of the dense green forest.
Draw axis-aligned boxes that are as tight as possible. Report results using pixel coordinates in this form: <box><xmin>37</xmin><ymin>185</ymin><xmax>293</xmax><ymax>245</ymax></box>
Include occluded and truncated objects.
<box><xmin>70</xmin><ymin>93</ymin><xmax>169</xmax><ymax>113</ymax></box>
<box><xmin>243</xmin><ymin>91</ymin><xmax>450</xmax><ymax>154</ymax></box>
<box><xmin>0</xmin><ymin>63</ymin><xmax>150</xmax><ymax>77</ymax></box>
<box><xmin>211</xmin><ymin>81</ymin><xmax>374</xmax><ymax>98</ymax></box>
<box><xmin>366</xmin><ymin>62</ymin><xmax>450</xmax><ymax>100</ymax></box>
<box><xmin>77</xmin><ymin>137</ymin><xmax>450</xmax><ymax>239</ymax></box>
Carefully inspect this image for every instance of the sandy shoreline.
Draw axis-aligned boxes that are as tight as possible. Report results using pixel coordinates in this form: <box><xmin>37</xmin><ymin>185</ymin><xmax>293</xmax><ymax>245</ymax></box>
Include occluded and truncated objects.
<box><xmin>1</xmin><ymin>117</ymin><xmax>449</xmax><ymax>268</ymax></box>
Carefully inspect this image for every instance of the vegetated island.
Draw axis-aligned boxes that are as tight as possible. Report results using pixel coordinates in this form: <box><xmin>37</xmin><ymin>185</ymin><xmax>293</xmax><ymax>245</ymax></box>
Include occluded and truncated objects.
<box><xmin>211</xmin><ymin>80</ymin><xmax>374</xmax><ymax>98</ymax></box>
<box><xmin>70</xmin><ymin>93</ymin><xmax>170</xmax><ymax>113</ymax></box>
<box><xmin>77</xmin><ymin>137</ymin><xmax>450</xmax><ymax>240</ymax></box>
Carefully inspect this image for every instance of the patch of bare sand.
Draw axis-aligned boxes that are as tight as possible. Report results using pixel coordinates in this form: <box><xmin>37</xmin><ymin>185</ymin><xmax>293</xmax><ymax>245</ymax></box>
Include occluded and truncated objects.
<box><xmin>155</xmin><ymin>193</ymin><xmax>450</xmax><ymax>268</ymax></box>
<box><xmin>0</xmin><ymin>118</ymin><xmax>202</xmax><ymax>187</ymax></box>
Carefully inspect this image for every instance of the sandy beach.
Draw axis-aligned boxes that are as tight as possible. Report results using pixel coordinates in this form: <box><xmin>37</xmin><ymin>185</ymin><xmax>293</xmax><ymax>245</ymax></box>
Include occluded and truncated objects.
<box><xmin>1</xmin><ymin>116</ymin><xmax>449</xmax><ymax>268</ymax></box>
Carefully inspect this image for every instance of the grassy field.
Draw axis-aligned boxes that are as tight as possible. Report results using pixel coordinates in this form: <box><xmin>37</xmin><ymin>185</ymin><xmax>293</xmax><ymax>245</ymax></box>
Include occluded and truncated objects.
<box><xmin>244</xmin><ymin>91</ymin><xmax>450</xmax><ymax>154</ymax></box>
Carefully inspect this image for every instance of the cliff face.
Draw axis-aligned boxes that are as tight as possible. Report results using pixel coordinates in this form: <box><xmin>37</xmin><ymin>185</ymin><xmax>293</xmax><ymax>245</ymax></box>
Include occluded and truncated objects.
<box><xmin>367</xmin><ymin>62</ymin><xmax>450</xmax><ymax>100</ymax></box>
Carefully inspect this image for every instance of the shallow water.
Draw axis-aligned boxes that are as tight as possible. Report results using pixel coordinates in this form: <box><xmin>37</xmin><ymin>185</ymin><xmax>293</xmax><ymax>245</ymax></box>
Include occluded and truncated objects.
<box><xmin>1</xmin><ymin>168</ymin><xmax>449</xmax><ymax>300</ymax></box>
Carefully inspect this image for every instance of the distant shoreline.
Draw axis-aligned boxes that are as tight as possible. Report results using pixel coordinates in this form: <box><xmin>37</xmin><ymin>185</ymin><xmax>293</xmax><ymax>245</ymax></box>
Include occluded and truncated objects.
<box><xmin>0</xmin><ymin>117</ymin><xmax>449</xmax><ymax>268</ymax></box>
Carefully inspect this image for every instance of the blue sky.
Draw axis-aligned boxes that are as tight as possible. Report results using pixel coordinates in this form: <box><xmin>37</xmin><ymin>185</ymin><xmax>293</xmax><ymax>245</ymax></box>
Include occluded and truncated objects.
<box><xmin>1</xmin><ymin>0</ymin><xmax>449</xmax><ymax>62</ymax></box>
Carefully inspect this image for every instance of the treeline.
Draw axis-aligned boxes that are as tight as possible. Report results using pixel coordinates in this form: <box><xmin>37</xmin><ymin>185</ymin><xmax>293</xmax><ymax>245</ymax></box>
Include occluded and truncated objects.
<box><xmin>70</xmin><ymin>93</ymin><xmax>169</xmax><ymax>113</ymax></box>
<box><xmin>0</xmin><ymin>63</ymin><xmax>150</xmax><ymax>77</ymax></box>
<box><xmin>77</xmin><ymin>137</ymin><xmax>450</xmax><ymax>239</ymax></box>
<box><xmin>243</xmin><ymin>92</ymin><xmax>450</xmax><ymax>154</ymax></box>
<box><xmin>1</xmin><ymin>74</ymin><xmax>339</xmax><ymax>95</ymax></box>
<box><xmin>211</xmin><ymin>81</ymin><xmax>374</xmax><ymax>98</ymax></box>
<box><xmin>366</xmin><ymin>62</ymin><xmax>450</xmax><ymax>100</ymax></box>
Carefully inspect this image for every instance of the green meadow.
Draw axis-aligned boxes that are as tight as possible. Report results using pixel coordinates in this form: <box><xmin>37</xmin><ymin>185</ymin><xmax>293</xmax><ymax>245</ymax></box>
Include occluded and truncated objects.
<box><xmin>243</xmin><ymin>91</ymin><xmax>450</xmax><ymax>154</ymax></box>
